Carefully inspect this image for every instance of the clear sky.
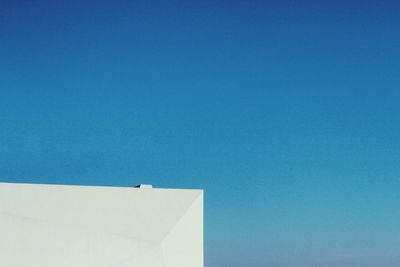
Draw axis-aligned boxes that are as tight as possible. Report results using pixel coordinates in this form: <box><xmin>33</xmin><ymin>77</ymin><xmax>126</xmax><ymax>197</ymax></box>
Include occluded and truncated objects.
<box><xmin>1</xmin><ymin>1</ymin><xmax>400</xmax><ymax>266</ymax></box>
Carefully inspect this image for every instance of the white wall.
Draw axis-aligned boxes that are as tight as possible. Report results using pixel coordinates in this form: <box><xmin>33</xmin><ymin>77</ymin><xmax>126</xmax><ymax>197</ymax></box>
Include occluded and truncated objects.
<box><xmin>0</xmin><ymin>182</ymin><xmax>203</xmax><ymax>267</ymax></box>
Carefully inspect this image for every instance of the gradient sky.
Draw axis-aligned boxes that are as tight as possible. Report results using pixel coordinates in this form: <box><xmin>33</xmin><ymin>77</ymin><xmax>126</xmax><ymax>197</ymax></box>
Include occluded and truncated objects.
<box><xmin>1</xmin><ymin>1</ymin><xmax>400</xmax><ymax>266</ymax></box>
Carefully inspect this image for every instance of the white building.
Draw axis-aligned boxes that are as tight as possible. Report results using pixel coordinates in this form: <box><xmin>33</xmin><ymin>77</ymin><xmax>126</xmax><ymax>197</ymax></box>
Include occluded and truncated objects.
<box><xmin>0</xmin><ymin>182</ymin><xmax>203</xmax><ymax>267</ymax></box>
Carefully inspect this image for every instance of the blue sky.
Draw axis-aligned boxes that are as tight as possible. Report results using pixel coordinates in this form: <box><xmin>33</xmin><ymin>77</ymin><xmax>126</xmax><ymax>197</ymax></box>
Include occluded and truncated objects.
<box><xmin>1</xmin><ymin>1</ymin><xmax>400</xmax><ymax>266</ymax></box>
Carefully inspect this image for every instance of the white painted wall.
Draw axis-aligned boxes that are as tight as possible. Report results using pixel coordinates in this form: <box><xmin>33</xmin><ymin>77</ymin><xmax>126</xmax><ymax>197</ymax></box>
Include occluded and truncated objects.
<box><xmin>0</xmin><ymin>182</ymin><xmax>203</xmax><ymax>267</ymax></box>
